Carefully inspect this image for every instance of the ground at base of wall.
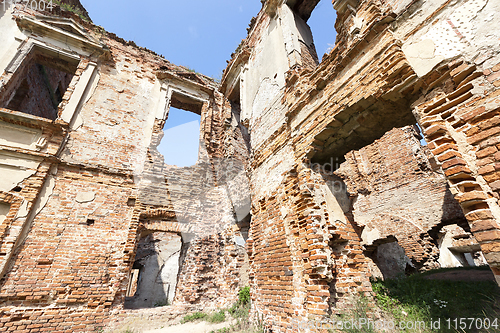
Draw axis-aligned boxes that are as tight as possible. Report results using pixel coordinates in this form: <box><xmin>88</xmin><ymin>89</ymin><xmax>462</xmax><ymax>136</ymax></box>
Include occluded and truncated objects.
<box><xmin>109</xmin><ymin>312</ymin><xmax>261</xmax><ymax>333</ymax></box>
<box><xmin>143</xmin><ymin>319</ymin><xmax>237</xmax><ymax>333</ymax></box>
<box><xmin>106</xmin><ymin>298</ymin><xmax>261</xmax><ymax>333</ymax></box>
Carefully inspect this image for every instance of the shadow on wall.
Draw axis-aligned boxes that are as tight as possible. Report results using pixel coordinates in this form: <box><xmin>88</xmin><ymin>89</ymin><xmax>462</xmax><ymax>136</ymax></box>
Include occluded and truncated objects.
<box><xmin>124</xmin><ymin>232</ymin><xmax>182</xmax><ymax>309</ymax></box>
<box><xmin>366</xmin><ymin>238</ymin><xmax>416</xmax><ymax>280</ymax></box>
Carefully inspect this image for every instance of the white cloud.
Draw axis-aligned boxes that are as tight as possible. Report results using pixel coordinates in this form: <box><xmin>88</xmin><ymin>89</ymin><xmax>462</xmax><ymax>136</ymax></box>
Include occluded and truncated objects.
<box><xmin>188</xmin><ymin>26</ymin><xmax>198</xmax><ymax>38</ymax></box>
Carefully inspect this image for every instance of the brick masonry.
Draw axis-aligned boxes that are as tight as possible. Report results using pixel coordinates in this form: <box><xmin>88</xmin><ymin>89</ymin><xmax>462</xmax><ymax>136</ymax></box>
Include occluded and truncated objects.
<box><xmin>0</xmin><ymin>0</ymin><xmax>499</xmax><ymax>332</ymax></box>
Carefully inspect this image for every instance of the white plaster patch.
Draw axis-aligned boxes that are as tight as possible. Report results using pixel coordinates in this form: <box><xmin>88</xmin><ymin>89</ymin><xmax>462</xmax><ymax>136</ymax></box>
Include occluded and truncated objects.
<box><xmin>16</xmin><ymin>200</ymin><xmax>29</xmax><ymax>219</ymax></box>
<box><xmin>361</xmin><ymin>227</ymin><xmax>382</xmax><ymax>246</ymax></box>
<box><xmin>235</xmin><ymin>236</ymin><xmax>246</xmax><ymax>247</ymax></box>
<box><xmin>252</xmin><ymin>78</ymin><xmax>280</xmax><ymax>119</ymax></box>
<box><xmin>34</xmin><ymin>175</ymin><xmax>56</xmax><ymax>215</ymax></box>
<box><xmin>62</xmin><ymin>63</ymin><xmax>97</xmax><ymax>124</ymax></box>
<box><xmin>438</xmin><ymin>225</ymin><xmax>467</xmax><ymax>267</ymax></box>
<box><xmin>403</xmin><ymin>39</ymin><xmax>444</xmax><ymax>77</ymax></box>
<box><xmin>0</xmin><ymin>203</ymin><xmax>11</xmax><ymax>225</ymax></box>
<box><xmin>251</xmin><ymin>145</ymin><xmax>295</xmax><ymax>200</ymax></box>
<box><xmin>403</xmin><ymin>0</ymin><xmax>488</xmax><ymax>76</ymax></box>
<box><xmin>0</xmin><ymin>152</ymin><xmax>40</xmax><ymax>193</ymax></box>
<box><xmin>0</xmin><ymin>122</ymin><xmax>42</xmax><ymax>151</ymax></box>
<box><xmin>321</xmin><ymin>183</ymin><xmax>348</xmax><ymax>224</ymax></box>
<box><xmin>76</xmin><ymin>191</ymin><xmax>96</xmax><ymax>203</ymax></box>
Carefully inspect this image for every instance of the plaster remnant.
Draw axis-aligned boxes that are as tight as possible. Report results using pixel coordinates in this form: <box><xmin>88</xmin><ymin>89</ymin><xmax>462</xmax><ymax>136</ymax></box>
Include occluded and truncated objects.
<box><xmin>75</xmin><ymin>191</ymin><xmax>96</xmax><ymax>203</ymax></box>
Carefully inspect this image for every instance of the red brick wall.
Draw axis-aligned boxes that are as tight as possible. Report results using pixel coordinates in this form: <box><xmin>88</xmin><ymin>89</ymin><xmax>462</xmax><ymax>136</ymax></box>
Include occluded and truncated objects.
<box><xmin>336</xmin><ymin>126</ymin><xmax>468</xmax><ymax>270</ymax></box>
<box><xmin>414</xmin><ymin>59</ymin><xmax>500</xmax><ymax>278</ymax></box>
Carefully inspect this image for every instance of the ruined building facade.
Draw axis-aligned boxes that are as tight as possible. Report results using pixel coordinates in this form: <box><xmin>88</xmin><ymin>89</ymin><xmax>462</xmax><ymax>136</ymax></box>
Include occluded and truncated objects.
<box><xmin>0</xmin><ymin>0</ymin><xmax>499</xmax><ymax>331</ymax></box>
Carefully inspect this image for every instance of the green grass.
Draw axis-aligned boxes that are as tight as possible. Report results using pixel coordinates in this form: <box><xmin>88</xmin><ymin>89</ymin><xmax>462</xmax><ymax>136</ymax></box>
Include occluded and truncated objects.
<box><xmin>208</xmin><ymin>310</ymin><xmax>226</xmax><ymax>323</ymax></box>
<box><xmin>333</xmin><ymin>296</ymin><xmax>377</xmax><ymax>333</ymax></box>
<box><xmin>369</xmin><ymin>267</ymin><xmax>500</xmax><ymax>332</ymax></box>
<box><xmin>179</xmin><ymin>287</ymin><xmax>262</xmax><ymax>333</ymax></box>
<box><xmin>238</xmin><ymin>286</ymin><xmax>250</xmax><ymax>305</ymax></box>
<box><xmin>198</xmin><ymin>286</ymin><xmax>263</xmax><ymax>333</ymax></box>
<box><xmin>181</xmin><ymin>311</ymin><xmax>207</xmax><ymax>324</ymax></box>
<box><xmin>52</xmin><ymin>0</ymin><xmax>89</xmax><ymax>21</ymax></box>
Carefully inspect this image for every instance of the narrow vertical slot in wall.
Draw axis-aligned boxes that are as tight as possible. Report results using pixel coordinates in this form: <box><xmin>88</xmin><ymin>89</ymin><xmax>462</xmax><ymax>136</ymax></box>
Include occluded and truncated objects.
<box><xmin>305</xmin><ymin>0</ymin><xmax>338</xmax><ymax>59</ymax></box>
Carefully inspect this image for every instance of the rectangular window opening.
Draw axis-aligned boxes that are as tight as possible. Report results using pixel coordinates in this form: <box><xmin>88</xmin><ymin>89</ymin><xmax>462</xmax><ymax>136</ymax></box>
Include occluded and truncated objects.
<box><xmin>0</xmin><ymin>46</ymin><xmax>79</xmax><ymax>120</ymax></box>
<box><xmin>157</xmin><ymin>91</ymin><xmax>203</xmax><ymax>168</ymax></box>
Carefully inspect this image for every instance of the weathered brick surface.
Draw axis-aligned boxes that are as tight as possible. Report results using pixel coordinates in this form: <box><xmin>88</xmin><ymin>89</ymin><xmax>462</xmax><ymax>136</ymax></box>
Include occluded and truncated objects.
<box><xmin>0</xmin><ymin>4</ymin><xmax>249</xmax><ymax>332</ymax></box>
<box><xmin>336</xmin><ymin>126</ymin><xmax>468</xmax><ymax>270</ymax></box>
<box><xmin>220</xmin><ymin>0</ymin><xmax>500</xmax><ymax>330</ymax></box>
<box><xmin>0</xmin><ymin>0</ymin><xmax>500</xmax><ymax>331</ymax></box>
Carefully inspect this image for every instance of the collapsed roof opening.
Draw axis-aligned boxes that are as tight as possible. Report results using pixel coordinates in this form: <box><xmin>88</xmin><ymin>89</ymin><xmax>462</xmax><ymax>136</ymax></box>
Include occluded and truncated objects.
<box><xmin>0</xmin><ymin>45</ymin><xmax>79</xmax><ymax>120</ymax></box>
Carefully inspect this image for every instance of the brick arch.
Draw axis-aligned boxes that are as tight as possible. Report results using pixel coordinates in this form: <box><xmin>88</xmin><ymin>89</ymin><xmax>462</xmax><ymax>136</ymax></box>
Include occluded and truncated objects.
<box><xmin>412</xmin><ymin>59</ymin><xmax>500</xmax><ymax>284</ymax></box>
<box><xmin>304</xmin><ymin>51</ymin><xmax>500</xmax><ymax>284</ymax></box>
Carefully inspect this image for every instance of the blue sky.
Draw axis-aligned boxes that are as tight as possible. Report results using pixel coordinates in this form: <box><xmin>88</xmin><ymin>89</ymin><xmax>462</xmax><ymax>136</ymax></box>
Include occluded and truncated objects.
<box><xmin>160</xmin><ymin>108</ymin><xmax>201</xmax><ymax>167</ymax></box>
<box><xmin>81</xmin><ymin>0</ymin><xmax>337</xmax><ymax>166</ymax></box>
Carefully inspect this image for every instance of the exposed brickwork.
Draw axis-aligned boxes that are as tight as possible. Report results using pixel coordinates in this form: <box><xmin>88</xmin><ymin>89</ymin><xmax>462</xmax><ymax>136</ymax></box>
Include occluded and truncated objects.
<box><xmin>336</xmin><ymin>126</ymin><xmax>468</xmax><ymax>270</ymax></box>
<box><xmin>0</xmin><ymin>4</ymin><xmax>248</xmax><ymax>332</ymax></box>
<box><xmin>0</xmin><ymin>0</ymin><xmax>499</xmax><ymax>332</ymax></box>
<box><xmin>224</xmin><ymin>0</ymin><xmax>500</xmax><ymax>331</ymax></box>
<box><xmin>413</xmin><ymin>59</ymin><xmax>500</xmax><ymax>272</ymax></box>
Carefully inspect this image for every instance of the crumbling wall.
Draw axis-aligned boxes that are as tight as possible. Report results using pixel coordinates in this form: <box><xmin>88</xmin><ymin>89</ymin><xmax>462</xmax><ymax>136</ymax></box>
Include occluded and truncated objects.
<box><xmin>174</xmin><ymin>227</ymin><xmax>248</xmax><ymax>310</ymax></box>
<box><xmin>220</xmin><ymin>0</ymin><xmax>500</xmax><ymax>331</ymax></box>
<box><xmin>0</xmin><ymin>4</ymin><xmax>250</xmax><ymax>332</ymax></box>
<box><xmin>1</xmin><ymin>0</ymin><xmax>500</xmax><ymax>331</ymax></box>
<box><xmin>335</xmin><ymin>126</ymin><xmax>469</xmax><ymax>272</ymax></box>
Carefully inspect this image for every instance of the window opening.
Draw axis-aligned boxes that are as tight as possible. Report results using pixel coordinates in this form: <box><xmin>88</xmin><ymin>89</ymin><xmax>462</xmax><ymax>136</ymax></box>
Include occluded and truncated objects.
<box><xmin>157</xmin><ymin>91</ymin><xmax>203</xmax><ymax>168</ymax></box>
<box><xmin>1</xmin><ymin>46</ymin><xmax>78</xmax><ymax>120</ymax></box>
<box><xmin>306</xmin><ymin>0</ymin><xmax>338</xmax><ymax>58</ymax></box>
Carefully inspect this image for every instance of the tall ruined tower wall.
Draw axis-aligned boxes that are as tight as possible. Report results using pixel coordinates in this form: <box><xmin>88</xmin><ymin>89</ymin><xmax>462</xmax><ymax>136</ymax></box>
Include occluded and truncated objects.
<box><xmin>0</xmin><ymin>0</ymin><xmax>499</xmax><ymax>332</ymax></box>
<box><xmin>219</xmin><ymin>0</ymin><xmax>500</xmax><ymax>331</ymax></box>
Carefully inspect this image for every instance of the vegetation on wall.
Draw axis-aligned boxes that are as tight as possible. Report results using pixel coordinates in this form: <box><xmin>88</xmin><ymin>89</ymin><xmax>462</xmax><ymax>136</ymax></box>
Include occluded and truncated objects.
<box><xmin>52</xmin><ymin>0</ymin><xmax>89</xmax><ymax>22</ymax></box>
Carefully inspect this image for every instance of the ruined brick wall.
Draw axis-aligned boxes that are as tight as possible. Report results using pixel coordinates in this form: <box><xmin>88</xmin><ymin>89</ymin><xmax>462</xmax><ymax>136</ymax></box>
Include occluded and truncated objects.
<box><xmin>0</xmin><ymin>166</ymin><xmax>135</xmax><ymax>307</ymax></box>
<box><xmin>0</xmin><ymin>5</ymin><xmax>250</xmax><ymax>332</ymax></box>
<box><xmin>413</xmin><ymin>59</ymin><xmax>500</xmax><ymax>278</ymax></box>
<box><xmin>174</xmin><ymin>227</ymin><xmax>248</xmax><ymax>310</ymax></box>
<box><xmin>1</xmin><ymin>0</ymin><xmax>500</xmax><ymax>331</ymax></box>
<box><xmin>335</xmin><ymin>126</ymin><xmax>469</xmax><ymax>271</ymax></box>
<box><xmin>221</xmin><ymin>0</ymin><xmax>500</xmax><ymax>331</ymax></box>
<box><xmin>248</xmin><ymin>168</ymin><xmax>372</xmax><ymax>330</ymax></box>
